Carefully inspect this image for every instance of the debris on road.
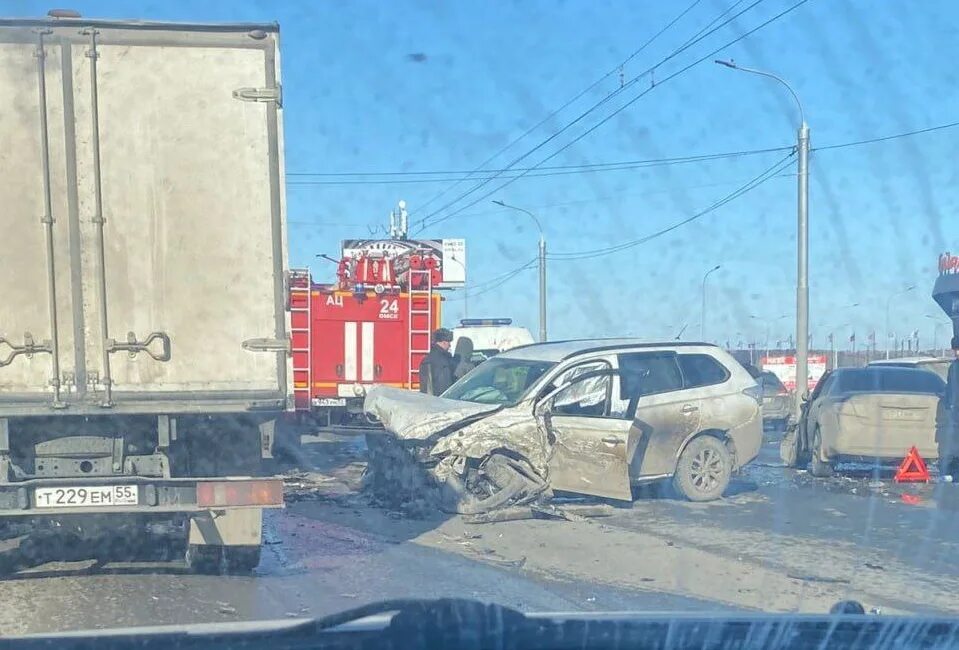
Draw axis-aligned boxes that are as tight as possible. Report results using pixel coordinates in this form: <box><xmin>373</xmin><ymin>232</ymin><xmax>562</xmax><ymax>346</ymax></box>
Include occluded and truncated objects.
<box><xmin>787</xmin><ymin>573</ymin><xmax>851</xmax><ymax>585</ymax></box>
<box><xmin>462</xmin><ymin>503</ymin><xmax>614</xmax><ymax>525</ymax></box>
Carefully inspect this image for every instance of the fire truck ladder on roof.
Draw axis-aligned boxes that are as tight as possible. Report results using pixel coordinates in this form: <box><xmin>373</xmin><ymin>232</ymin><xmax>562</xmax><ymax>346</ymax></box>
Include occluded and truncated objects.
<box><xmin>407</xmin><ymin>265</ymin><xmax>434</xmax><ymax>389</ymax></box>
<box><xmin>289</xmin><ymin>269</ymin><xmax>312</xmax><ymax>410</ymax></box>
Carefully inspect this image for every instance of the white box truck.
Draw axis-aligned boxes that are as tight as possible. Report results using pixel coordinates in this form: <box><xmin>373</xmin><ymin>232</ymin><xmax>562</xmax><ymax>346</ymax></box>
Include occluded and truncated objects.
<box><xmin>0</xmin><ymin>13</ymin><xmax>290</xmax><ymax>573</ymax></box>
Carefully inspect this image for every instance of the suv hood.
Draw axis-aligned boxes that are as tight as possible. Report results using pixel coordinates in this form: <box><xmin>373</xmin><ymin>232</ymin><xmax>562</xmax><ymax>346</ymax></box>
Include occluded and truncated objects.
<box><xmin>364</xmin><ymin>386</ymin><xmax>551</xmax><ymax>475</ymax></box>
<box><xmin>364</xmin><ymin>386</ymin><xmax>502</xmax><ymax>441</ymax></box>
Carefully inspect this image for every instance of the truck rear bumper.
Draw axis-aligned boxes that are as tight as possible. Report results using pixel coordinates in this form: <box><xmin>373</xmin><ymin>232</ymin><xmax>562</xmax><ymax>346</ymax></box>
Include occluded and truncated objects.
<box><xmin>0</xmin><ymin>476</ymin><xmax>284</xmax><ymax>518</ymax></box>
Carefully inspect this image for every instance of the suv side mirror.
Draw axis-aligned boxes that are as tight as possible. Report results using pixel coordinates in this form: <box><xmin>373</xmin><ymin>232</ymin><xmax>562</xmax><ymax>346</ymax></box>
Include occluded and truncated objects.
<box><xmin>534</xmin><ymin>368</ymin><xmax>618</xmax><ymax>417</ymax></box>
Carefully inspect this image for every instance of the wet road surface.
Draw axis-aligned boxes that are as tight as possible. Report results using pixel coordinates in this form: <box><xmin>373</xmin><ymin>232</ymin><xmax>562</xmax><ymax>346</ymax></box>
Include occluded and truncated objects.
<box><xmin>3</xmin><ymin>428</ymin><xmax>958</xmax><ymax>636</ymax></box>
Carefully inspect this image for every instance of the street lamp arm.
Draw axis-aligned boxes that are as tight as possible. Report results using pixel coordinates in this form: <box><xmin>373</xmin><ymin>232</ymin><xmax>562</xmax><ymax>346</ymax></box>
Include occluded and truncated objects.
<box><xmin>491</xmin><ymin>199</ymin><xmax>547</xmax><ymax>342</ymax></box>
<box><xmin>492</xmin><ymin>199</ymin><xmax>544</xmax><ymax>236</ymax></box>
<box><xmin>714</xmin><ymin>60</ymin><xmax>805</xmax><ymax>126</ymax></box>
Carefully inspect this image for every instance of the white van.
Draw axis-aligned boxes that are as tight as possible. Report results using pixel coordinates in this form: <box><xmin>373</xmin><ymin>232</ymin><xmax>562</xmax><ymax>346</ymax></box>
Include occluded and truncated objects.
<box><xmin>451</xmin><ymin>319</ymin><xmax>536</xmax><ymax>363</ymax></box>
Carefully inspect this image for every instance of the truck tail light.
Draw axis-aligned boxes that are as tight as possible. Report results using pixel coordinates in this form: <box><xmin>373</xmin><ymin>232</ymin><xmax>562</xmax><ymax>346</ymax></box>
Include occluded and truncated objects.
<box><xmin>197</xmin><ymin>480</ymin><xmax>284</xmax><ymax>508</ymax></box>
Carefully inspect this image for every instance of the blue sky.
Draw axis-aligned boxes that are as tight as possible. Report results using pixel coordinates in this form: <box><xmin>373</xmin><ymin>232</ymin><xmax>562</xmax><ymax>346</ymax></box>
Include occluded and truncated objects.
<box><xmin>11</xmin><ymin>0</ymin><xmax>959</xmax><ymax>350</ymax></box>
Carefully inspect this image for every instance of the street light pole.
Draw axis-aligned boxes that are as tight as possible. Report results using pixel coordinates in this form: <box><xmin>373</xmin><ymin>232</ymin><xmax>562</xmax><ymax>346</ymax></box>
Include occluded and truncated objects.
<box><xmin>796</xmin><ymin>121</ymin><xmax>810</xmax><ymax>401</ymax></box>
<box><xmin>927</xmin><ymin>314</ymin><xmax>948</xmax><ymax>357</ymax></box>
<box><xmin>716</xmin><ymin>59</ymin><xmax>808</xmax><ymax>411</ymax></box>
<box><xmin>750</xmin><ymin>313</ymin><xmax>787</xmax><ymax>368</ymax></box>
<box><xmin>701</xmin><ymin>265</ymin><xmax>721</xmax><ymax>341</ymax></box>
<box><xmin>448</xmin><ymin>254</ymin><xmax>468</xmax><ymax>320</ymax></box>
<box><xmin>538</xmin><ymin>234</ymin><xmax>547</xmax><ymax>343</ymax></box>
<box><xmin>885</xmin><ymin>285</ymin><xmax>916</xmax><ymax>359</ymax></box>
<box><xmin>492</xmin><ymin>200</ymin><xmax>547</xmax><ymax>342</ymax></box>
<box><xmin>825</xmin><ymin>323</ymin><xmax>850</xmax><ymax>369</ymax></box>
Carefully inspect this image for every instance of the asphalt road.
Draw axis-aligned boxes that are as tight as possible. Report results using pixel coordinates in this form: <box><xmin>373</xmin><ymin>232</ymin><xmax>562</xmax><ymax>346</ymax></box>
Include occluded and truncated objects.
<box><xmin>2</xmin><ymin>428</ymin><xmax>958</xmax><ymax>637</ymax></box>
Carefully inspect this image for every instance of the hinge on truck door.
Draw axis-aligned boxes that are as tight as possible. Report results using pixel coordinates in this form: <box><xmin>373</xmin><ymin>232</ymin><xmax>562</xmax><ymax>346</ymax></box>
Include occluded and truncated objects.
<box><xmin>232</xmin><ymin>85</ymin><xmax>282</xmax><ymax>107</ymax></box>
<box><xmin>242</xmin><ymin>338</ymin><xmax>291</xmax><ymax>353</ymax></box>
<box><xmin>0</xmin><ymin>332</ymin><xmax>51</xmax><ymax>367</ymax></box>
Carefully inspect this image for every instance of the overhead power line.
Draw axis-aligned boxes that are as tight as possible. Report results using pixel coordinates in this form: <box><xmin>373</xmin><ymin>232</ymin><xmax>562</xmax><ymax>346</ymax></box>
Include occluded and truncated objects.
<box><xmin>286</xmin><ymin>146</ymin><xmax>792</xmax><ymax>186</ymax></box>
<box><xmin>547</xmin><ymin>152</ymin><xmax>795</xmax><ymax>260</ymax></box>
<box><xmin>813</xmin><ymin>120</ymin><xmax>959</xmax><ymax>151</ymax></box>
<box><xmin>448</xmin><ymin>156</ymin><xmax>790</xmax><ymax>301</ymax></box>
<box><xmin>446</xmin><ymin>260</ymin><xmax>538</xmax><ymax>301</ymax></box>
<box><xmin>412</xmin><ymin>0</ymin><xmax>775</xmax><ymax>231</ymax></box>
<box><xmin>288</xmin><ymin>146</ymin><xmax>789</xmax><ymax>177</ymax></box>
<box><xmin>411</xmin><ymin>0</ymin><xmax>706</xmax><ymax>217</ymax></box>
<box><xmin>287</xmin><ymin>119</ymin><xmax>959</xmax><ymax>182</ymax></box>
<box><xmin>417</xmin><ymin>0</ymin><xmax>812</xmax><ymax>233</ymax></box>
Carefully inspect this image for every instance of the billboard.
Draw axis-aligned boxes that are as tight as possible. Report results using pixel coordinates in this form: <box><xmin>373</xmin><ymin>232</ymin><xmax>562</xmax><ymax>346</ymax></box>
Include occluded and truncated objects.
<box><xmin>341</xmin><ymin>238</ymin><xmax>466</xmax><ymax>288</ymax></box>
<box><xmin>760</xmin><ymin>354</ymin><xmax>828</xmax><ymax>392</ymax></box>
<box><xmin>934</xmin><ymin>253</ymin><xmax>959</xmax><ymax>336</ymax></box>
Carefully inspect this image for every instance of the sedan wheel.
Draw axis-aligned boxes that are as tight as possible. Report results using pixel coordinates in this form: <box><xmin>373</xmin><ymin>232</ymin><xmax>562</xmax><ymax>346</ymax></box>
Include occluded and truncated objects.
<box><xmin>673</xmin><ymin>436</ymin><xmax>732</xmax><ymax>502</ymax></box>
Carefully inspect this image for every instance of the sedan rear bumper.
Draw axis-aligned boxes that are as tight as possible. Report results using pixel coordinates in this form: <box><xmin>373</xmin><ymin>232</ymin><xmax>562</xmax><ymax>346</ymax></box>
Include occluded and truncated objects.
<box><xmin>820</xmin><ymin>426</ymin><xmax>938</xmax><ymax>462</ymax></box>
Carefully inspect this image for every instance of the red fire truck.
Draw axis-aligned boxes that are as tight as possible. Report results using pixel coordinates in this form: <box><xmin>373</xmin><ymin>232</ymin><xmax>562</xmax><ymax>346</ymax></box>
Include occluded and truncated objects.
<box><xmin>288</xmin><ymin>246</ymin><xmax>452</xmax><ymax>422</ymax></box>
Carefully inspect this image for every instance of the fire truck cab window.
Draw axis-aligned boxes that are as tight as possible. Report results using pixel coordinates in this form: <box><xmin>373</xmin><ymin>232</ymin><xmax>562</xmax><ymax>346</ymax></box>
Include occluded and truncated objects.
<box><xmin>443</xmin><ymin>358</ymin><xmax>556</xmax><ymax>405</ymax></box>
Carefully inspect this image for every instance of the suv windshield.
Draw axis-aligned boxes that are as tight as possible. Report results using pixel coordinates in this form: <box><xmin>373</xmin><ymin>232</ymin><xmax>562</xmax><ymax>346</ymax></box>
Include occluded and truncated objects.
<box><xmin>442</xmin><ymin>357</ymin><xmax>556</xmax><ymax>405</ymax></box>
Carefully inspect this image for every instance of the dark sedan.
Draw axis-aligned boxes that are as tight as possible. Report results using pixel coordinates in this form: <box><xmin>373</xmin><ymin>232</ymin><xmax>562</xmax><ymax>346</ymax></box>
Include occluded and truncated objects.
<box><xmin>781</xmin><ymin>366</ymin><xmax>946</xmax><ymax>476</ymax></box>
<box><xmin>758</xmin><ymin>371</ymin><xmax>793</xmax><ymax>430</ymax></box>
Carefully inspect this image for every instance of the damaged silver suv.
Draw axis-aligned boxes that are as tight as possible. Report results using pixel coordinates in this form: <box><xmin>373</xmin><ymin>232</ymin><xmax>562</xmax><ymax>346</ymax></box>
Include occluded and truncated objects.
<box><xmin>364</xmin><ymin>340</ymin><xmax>762</xmax><ymax>510</ymax></box>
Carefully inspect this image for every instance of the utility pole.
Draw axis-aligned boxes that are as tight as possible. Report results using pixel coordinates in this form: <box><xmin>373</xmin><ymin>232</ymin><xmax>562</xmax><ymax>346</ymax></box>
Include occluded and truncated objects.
<box><xmin>538</xmin><ymin>235</ymin><xmax>547</xmax><ymax>343</ymax></box>
<box><xmin>492</xmin><ymin>200</ymin><xmax>547</xmax><ymax>342</ymax></box>
<box><xmin>796</xmin><ymin>121</ymin><xmax>810</xmax><ymax>401</ymax></box>
<box><xmin>927</xmin><ymin>315</ymin><xmax>948</xmax><ymax>357</ymax></box>
<box><xmin>701</xmin><ymin>265</ymin><xmax>721</xmax><ymax>341</ymax></box>
<box><xmin>716</xmin><ymin>60</ymin><xmax>809</xmax><ymax>411</ymax></box>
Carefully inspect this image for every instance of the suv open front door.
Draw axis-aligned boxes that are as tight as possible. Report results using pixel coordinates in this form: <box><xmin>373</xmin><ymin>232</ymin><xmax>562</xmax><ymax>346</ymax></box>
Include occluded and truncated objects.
<box><xmin>539</xmin><ymin>364</ymin><xmax>635</xmax><ymax>501</ymax></box>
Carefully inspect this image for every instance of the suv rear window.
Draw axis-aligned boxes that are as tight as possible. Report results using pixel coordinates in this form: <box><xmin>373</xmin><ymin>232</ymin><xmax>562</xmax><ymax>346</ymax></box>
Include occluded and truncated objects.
<box><xmin>758</xmin><ymin>371</ymin><xmax>787</xmax><ymax>395</ymax></box>
<box><xmin>677</xmin><ymin>354</ymin><xmax>730</xmax><ymax>388</ymax></box>
<box><xmin>836</xmin><ymin>368</ymin><xmax>945</xmax><ymax>395</ymax></box>
<box><xmin>618</xmin><ymin>352</ymin><xmax>683</xmax><ymax>397</ymax></box>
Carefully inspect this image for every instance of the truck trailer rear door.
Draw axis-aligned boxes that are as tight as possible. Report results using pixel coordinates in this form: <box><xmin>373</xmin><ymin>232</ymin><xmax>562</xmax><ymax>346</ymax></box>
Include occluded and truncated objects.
<box><xmin>0</xmin><ymin>21</ymin><xmax>288</xmax><ymax>412</ymax></box>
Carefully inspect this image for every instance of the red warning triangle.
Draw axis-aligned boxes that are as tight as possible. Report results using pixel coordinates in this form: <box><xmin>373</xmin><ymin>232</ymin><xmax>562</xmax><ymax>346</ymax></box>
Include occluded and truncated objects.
<box><xmin>894</xmin><ymin>446</ymin><xmax>929</xmax><ymax>483</ymax></box>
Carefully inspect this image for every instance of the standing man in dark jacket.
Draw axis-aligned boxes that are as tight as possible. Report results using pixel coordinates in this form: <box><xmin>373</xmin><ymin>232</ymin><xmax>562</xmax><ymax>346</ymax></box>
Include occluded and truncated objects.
<box><xmin>939</xmin><ymin>336</ymin><xmax>959</xmax><ymax>476</ymax></box>
<box><xmin>419</xmin><ymin>328</ymin><xmax>456</xmax><ymax>396</ymax></box>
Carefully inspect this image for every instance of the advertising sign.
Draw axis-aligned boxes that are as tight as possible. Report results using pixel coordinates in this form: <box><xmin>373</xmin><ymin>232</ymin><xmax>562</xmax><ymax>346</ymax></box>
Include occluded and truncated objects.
<box><xmin>933</xmin><ymin>252</ymin><xmax>959</xmax><ymax>329</ymax></box>
<box><xmin>341</xmin><ymin>238</ymin><xmax>466</xmax><ymax>288</ymax></box>
<box><xmin>761</xmin><ymin>354</ymin><xmax>828</xmax><ymax>392</ymax></box>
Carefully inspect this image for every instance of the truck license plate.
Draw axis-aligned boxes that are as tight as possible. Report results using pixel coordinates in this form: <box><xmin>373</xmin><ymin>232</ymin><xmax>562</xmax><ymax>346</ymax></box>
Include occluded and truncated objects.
<box><xmin>312</xmin><ymin>398</ymin><xmax>346</xmax><ymax>407</ymax></box>
<box><xmin>34</xmin><ymin>485</ymin><xmax>139</xmax><ymax>509</ymax></box>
